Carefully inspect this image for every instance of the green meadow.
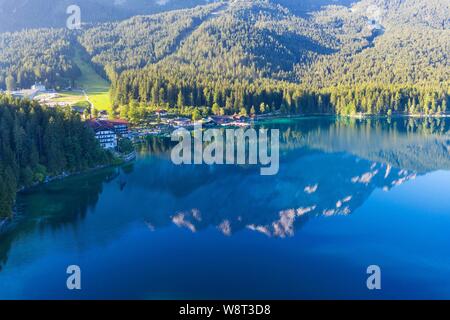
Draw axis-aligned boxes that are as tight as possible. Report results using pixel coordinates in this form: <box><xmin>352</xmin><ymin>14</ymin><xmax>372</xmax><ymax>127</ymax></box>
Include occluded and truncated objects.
<box><xmin>73</xmin><ymin>54</ymin><xmax>111</xmax><ymax>112</ymax></box>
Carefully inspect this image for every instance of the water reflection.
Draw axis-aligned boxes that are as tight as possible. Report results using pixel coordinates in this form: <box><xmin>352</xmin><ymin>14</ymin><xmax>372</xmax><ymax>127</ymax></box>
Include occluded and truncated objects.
<box><xmin>1</xmin><ymin>116</ymin><xmax>450</xmax><ymax>271</ymax></box>
<box><xmin>0</xmin><ymin>168</ymin><xmax>120</xmax><ymax>271</ymax></box>
<box><xmin>129</xmin><ymin>117</ymin><xmax>449</xmax><ymax>238</ymax></box>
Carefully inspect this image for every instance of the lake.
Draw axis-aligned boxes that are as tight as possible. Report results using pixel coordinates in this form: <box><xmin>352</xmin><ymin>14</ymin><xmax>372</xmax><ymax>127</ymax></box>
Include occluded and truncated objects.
<box><xmin>1</xmin><ymin>116</ymin><xmax>450</xmax><ymax>299</ymax></box>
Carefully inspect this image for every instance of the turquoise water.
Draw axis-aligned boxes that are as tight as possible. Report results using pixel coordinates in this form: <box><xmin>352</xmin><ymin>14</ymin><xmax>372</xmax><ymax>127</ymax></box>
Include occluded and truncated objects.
<box><xmin>1</xmin><ymin>116</ymin><xmax>450</xmax><ymax>299</ymax></box>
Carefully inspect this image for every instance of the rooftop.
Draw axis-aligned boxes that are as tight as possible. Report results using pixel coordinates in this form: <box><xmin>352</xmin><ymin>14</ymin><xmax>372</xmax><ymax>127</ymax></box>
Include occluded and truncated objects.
<box><xmin>86</xmin><ymin>119</ymin><xmax>114</xmax><ymax>132</ymax></box>
<box><xmin>86</xmin><ymin>118</ymin><xmax>129</xmax><ymax>133</ymax></box>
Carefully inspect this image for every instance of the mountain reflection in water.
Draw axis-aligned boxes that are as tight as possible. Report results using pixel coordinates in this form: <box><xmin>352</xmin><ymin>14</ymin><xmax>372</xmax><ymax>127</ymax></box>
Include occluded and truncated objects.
<box><xmin>1</xmin><ymin>116</ymin><xmax>450</xmax><ymax>299</ymax></box>
<box><xmin>3</xmin><ymin>117</ymin><xmax>450</xmax><ymax>237</ymax></box>
<box><xmin>132</xmin><ymin>117</ymin><xmax>450</xmax><ymax>237</ymax></box>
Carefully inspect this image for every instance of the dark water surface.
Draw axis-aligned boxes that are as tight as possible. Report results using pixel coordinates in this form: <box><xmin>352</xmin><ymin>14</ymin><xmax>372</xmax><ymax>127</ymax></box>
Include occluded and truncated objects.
<box><xmin>1</xmin><ymin>116</ymin><xmax>450</xmax><ymax>299</ymax></box>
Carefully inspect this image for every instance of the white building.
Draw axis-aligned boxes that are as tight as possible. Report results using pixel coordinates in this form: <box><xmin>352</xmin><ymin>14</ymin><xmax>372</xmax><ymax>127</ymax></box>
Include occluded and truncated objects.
<box><xmin>95</xmin><ymin>129</ymin><xmax>117</xmax><ymax>149</ymax></box>
<box><xmin>87</xmin><ymin>120</ymin><xmax>118</xmax><ymax>149</ymax></box>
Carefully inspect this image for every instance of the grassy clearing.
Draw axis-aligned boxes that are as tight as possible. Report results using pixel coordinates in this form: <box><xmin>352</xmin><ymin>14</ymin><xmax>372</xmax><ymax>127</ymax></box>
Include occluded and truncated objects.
<box><xmin>35</xmin><ymin>91</ymin><xmax>85</xmax><ymax>107</ymax></box>
<box><xmin>39</xmin><ymin>54</ymin><xmax>112</xmax><ymax>112</ymax></box>
<box><xmin>52</xmin><ymin>91</ymin><xmax>84</xmax><ymax>103</ymax></box>
<box><xmin>72</xmin><ymin>100</ymin><xmax>91</xmax><ymax>108</ymax></box>
<box><xmin>73</xmin><ymin>53</ymin><xmax>111</xmax><ymax>112</ymax></box>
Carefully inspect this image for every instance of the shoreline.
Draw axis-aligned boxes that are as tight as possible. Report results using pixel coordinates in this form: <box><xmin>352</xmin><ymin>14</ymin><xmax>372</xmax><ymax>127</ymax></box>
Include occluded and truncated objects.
<box><xmin>134</xmin><ymin>112</ymin><xmax>450</xmax><ymax>139</ymax></box>
<box><xmin>17</xmin><ymin>152</ymin><xmax>136</xmax><ymax>195</ymax></box>
<box><xmin>255</xmin><ymin>112</ymin><xmax>450</xmax><ymax>120</ymax></box>
<box><xmin>0</xmin><ymin>152</ymin><xmax>137</xmax><ymax>229</ymax></box>
<box><xmin>3</xmin><ymin>112</ymin><xmax>448</xmax><ymax>226</ymax></box>
<box><xmin>17</xmin><ymin>163</ymin><xmax>114</xmax><ymax>195</ymax></box>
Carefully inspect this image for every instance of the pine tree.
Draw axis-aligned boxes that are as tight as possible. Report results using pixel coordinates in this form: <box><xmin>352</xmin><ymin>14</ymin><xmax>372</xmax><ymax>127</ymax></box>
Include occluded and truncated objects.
<box><xmin>177</xmin><ymin>90</ymin><xmax>185</xmax><ymax>109</ymax></box>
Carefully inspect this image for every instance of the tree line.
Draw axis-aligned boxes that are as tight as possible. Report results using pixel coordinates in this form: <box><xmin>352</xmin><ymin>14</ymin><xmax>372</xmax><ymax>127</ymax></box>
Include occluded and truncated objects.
<box><xmin>110</xmin><ymin>68</ymin><xmax>449</xmax><ymax>120</ymax></box>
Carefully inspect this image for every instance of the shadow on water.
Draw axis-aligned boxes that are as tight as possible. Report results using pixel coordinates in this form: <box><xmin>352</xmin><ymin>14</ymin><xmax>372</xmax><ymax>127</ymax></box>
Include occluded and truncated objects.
<box><xmin>1</xmin><ymin>116</ymin><xmax>450</xmax><ymax>272</ymax></box>
<box><xmin>0</xmin><ymin>166</ymin><xmax>125</xmax><ymax>271</ymax></box>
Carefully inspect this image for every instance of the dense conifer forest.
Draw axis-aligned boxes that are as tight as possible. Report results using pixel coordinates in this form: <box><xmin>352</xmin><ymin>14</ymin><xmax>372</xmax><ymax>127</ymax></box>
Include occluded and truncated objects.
<box><xmin>1</xmin><ymin>0</ymin><xmax>447</xmax><ymax>118</ymax></box>
<box><xmin>105</xmin><ymin>0</ymin><xmax>449</xmax><ymax>118</ymax></box>
<box><xmin>0</xmin><ymin>29</ymin><xmax>81</xmax><ymax>90</ymax></box>
<box><xmin>0</xmin><ymin>95</ymin><xmax>113</xmax><ymax>217</ymax></box>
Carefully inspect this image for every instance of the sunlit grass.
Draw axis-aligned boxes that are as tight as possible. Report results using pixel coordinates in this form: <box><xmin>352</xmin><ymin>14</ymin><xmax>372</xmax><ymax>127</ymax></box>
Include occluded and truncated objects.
<box><xmin>73</xmin><ymin>53</ymin><xmax>111</xmax><ymax>112</ymax></box>
<box><xmin>52</xmin><ymin>91</ymin><xmax>84</xmax><ymax>103</ymax></box>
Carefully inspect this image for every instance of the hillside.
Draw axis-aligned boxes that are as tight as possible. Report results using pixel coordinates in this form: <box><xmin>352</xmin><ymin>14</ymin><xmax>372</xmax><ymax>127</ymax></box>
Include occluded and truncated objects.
<box><xmin>0</xmin><ymin>0</ymin><xmax>213</xmax><ymax>32</ymax></box>
<box><xmin>0</xmin><ymin>0</ymin><xmax>356</xmax><ymax>32</ymax></box>
<box><xmin>76</xmin><ymin>0</ymin><xmax>449</xmax><ymax>85</ymax></box>
<box><xmin>301</xmin><ymin>0</ymin><xmax>450</xmax><ymax>86</ymax></box>
<box><xmin>0</xmin><ymin>0</ymin><xmax>448</xmax><ymax>116</ymax></box>
<box><xmin>353</xmin><ymin>0</ymin><xmax>450</xmax><ymax>29</ymax></box>
<box><xmin>78</xmin><ymin>3</ymin><xmax>225</xmax><ymax>73</ymax></box>
<box><xmin>0</xmin><ymin>29</ymin><xmax>79</xmax><ymax>90</ymax></box>
<box><xmin>105</xmin><ymin>0</ymin><xmax>448</xmax><ymax>117</ymax></box>
<box><xmin>79</xmin><ymin>0</ymin><xmax>375</xmax><ymax>81</ymax></box>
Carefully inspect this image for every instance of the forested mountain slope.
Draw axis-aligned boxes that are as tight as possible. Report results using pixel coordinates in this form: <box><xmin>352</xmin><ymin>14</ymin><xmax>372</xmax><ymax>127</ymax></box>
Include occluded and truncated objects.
<box><xmin>80</xmin><ymin>0</ymin><xmax>375</xmax><ymax>81</ymax></box>
<box><xmin>78</xmin><ymin>0</ymin><xmax>448</xmax><ymax>85</ymax></box>
<box><xmin>0</xmin><ymin>29</ymin><xmax>79</xmax><ymax>90</ymax></box>
<box><xmin>301</xmin><ymin>0</ymin><xmax>450</xmax><ymax>86</ymax></box>
<box><xmin>104</xmin><ymin>0</ymin><xmax>448</xmax><ymax>117</ymax></box>
<box><xmin>0</xmin><ymin>0</ymin><xmax>355</xmax><ymax>32</ymax></box>
<box><xmin>78</xmin><ymin>3</ymin><xmax>225</xmax><ymax>74</ymax></box>
<box><xmin>0</xmin><ymin>0</ymin><xmax>213</xmax><ymax>32</ymax></box>
<box><xmin>353</xmin><ymin>0</ymin><xmax>450</xmax><ymax>29</ymax></box>
<box><xmin>0</xmin><ymin>0</ymin><xmax>448</xmax><ymax>117</ymax></box>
